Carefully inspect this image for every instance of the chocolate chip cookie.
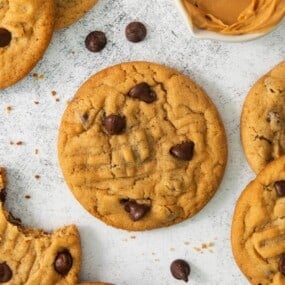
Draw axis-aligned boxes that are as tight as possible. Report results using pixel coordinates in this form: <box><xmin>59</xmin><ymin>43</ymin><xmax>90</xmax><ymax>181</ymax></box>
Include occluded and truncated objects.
<box><xmin>0</xmin><ymin>0</ymin><xmax>55</xmax><ymax>89</ymax></box>
<box><xmin>55</xmin><ymin>0</ymin><xmax>99</xmax><ymax>30</ymax></box>
<box><xmin>0</xmin><ymin>167</ymin><xmax>81</xmax><ymax>284</ymax></box>
<box><xmin>231</xmin><ymin>155</ymin><xmax>285</xmax><ymax>285</ymax></box>
<box><xmin>58</xmin><ymin>61</ymin><xmax>228</xmax><ymax>231</ymax></box>
<box><xmin>241</xmin><ymin>61</ymin><xmax>285</xmax><ymax>174</ymax></box>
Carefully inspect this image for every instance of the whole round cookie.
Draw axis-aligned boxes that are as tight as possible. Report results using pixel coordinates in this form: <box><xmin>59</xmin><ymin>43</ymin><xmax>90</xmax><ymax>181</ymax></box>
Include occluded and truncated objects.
<box><xmin>0</xmin><ymin>167</ymin><xmax>81</xmax><ymax>284</ymax></box>
<box><xmin>58</xmin><ymin>61</ymin><xmax>227</xmax><ymax>231</ymax></box>
<box><xmin>231</xmin><ymin>156</ymin><xmax>285</xmax><ymax>284</ymax></box>
<box><xmin>55</xmin><ymin>0</ymin><xmax>99</xmax><ymax>30</ymax></box>
<box><xmin>241</xmin><ymin>61</ymin><xmax>285</xmax><ymax>174</ymax></box>
<box><xmin>0</xmin><ymin>0</ymin><xmax>55</xmax><ymax>89</ymax></box>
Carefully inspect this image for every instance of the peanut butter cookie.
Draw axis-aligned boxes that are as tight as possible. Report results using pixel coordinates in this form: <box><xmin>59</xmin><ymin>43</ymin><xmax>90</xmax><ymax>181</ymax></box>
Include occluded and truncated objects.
<box><xmin>0</xmin><ymin>167</ymin><xmax>81</xmax><ymax>284</ymax></box>
<box><xmin>55</xmin><ymin>0</ymin><xmax>99</xmax><ymax>30</ymax></box>
<box><xmin>231</xmin><ymin>155</ymin><xmax>285</xmax><ymax>285</ymax></box>
<box><xmin>58</xmin><ymin>61</ymin><xmax>227</xmax><ymax>231</ymax></box>
<box><xmin>241</xmin><ymin>61</ymin><xmax>285</xmax><ymax>174</ymax></box>
<box><xmin>0</xmin><ymin>0</ymin><xmax>55</xmax><ymax>89</ymax></box>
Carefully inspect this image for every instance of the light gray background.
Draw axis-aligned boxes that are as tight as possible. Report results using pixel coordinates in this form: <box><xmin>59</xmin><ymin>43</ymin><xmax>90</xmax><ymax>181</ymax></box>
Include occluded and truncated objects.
<box><xmin>0</xmin><ymin>0</ymin><xmax>284</xmax><ymax>284</ymax></box>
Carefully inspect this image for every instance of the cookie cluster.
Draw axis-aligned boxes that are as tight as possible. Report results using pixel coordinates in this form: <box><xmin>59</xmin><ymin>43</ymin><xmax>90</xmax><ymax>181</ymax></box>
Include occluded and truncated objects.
<box><xmin>231</xmin><ymin>61</ymin><xmax>285</xmax><ymax>284</ymax></box>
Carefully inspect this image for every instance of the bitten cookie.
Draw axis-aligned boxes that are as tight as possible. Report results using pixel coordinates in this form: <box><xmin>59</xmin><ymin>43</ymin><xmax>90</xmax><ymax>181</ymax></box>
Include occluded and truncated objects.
<box><xmin>231</xmin><ymin>156</ymin><xmax>285</xmax><ymax>285</ymax></box>
<box><xmin>58</xmin><ymin>61</ymin><xmax>227</xmax><ymax>231</ymax></box>
<box><xmin>0</xmin><ymin>0</ymin><xmax>55</xmax><ymax>89</ymax></box>
<box><xmin>55</xmin><ymin>0</ymin><xmax>99</xmax><ymax>30</ymax></box>
<box><xmin>241</xmin><ymin>61</ymin><xmax>285</xmax><ymax>174</ymax></box>
<box><xmin>0</xmin><ymin>167</ymin><xmax>81</xmax><ymax>284</ymax></box>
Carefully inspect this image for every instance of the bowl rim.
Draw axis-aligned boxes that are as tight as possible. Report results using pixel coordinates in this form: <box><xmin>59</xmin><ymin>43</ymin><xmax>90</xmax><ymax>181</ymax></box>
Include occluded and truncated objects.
<box><xmin>175</xmin><ymin>0</ymin><xmax>284</xmax><ymax>42</ymax></box>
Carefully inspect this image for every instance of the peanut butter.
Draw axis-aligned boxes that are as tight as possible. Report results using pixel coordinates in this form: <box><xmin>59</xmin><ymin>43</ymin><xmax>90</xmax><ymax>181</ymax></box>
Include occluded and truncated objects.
<box><xmin>181</xmin><ymin>0</ymin><xmax>285</xmax><ymax>35</ymax></box>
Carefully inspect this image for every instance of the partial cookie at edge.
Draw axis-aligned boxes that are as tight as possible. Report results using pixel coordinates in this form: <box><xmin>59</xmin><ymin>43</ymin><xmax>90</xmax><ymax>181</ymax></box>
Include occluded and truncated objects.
<box><xmin>231</xmin><ymin>156</ymin><xmax>285</xmax><ymax>284</ymax></box>
<box><xmin>0</xmin><ymin>0</ymin><xmax>55</xmax><ymax>89</ymax></box>
<box><xmin>55</xmin><ymin>0</ymin><xmax>99</xmax><ymax>29</ymax></box>
<box><xmin>0</xmin><ymin>167</ymin><xmax>81</xmax><ymax>284</ymax></box>
<box><xmin>241</xmin><ymin>61</ymin><xmax>285</xmax><ymax>174</ymax></box>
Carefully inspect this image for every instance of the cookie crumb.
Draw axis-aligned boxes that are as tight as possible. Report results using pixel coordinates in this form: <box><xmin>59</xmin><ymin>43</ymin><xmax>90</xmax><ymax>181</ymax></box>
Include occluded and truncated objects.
<box><xmin>51</xmin><ymin>90</ymin><xmax>57</xmax><ymax>96</ymax></box>
<box><xmin>130</xmin><ymin>235</ymin><xmax>136</xmax><ymax>239</ymax></box>
<box><xmin>194</xmin><ymin>247</ymin><xmax>201</xmax><ymax>252</ymax></box>
<box><xmin>34</xmin><ymin>101</ymin><xmax>39</xmax><ymax>105</ymax></box>
<box><xmin>34</xmin><ymin>175</ymin><xmax>41</xmax><ymax>179</ymax></box>
<box><xmin>184</xmin><ymin>241</ymin><xmax>190</xmax><ymax>245</ymax></box>
<box><xmin>55</xmin><ymin>98</ymin><xmax>60</xmax><ymax>102</ymax></box>
<box><xmin>35</xmin><ymin>149</ymin><xmax>39</xmax><ymax>155</ymax></box>
<box><xmin>25</xmin><ymin>195</ymin><xmax>31</xmax><ymax>199</ymax></box>
<box><xmin>201</xmin><ymin>243</ymin><xmax>207</xmax><ymax>249</ymax></box>
<box><xmin>16</xmin><ymin>141</ymin><xmax>23</xmax><ymax>145</ymax></box>
<box><xmin>9</xmin><ymin>141</ymin><xmax>14</xmax><ymax>145</ymax></box>
<box><xmin>32</xmin><ymin>73</ymin><xmax>44</xmax><ymax>80</ymax></box>
<box><xmin>6</xmin><ymin>106</ymin><xmax>12</xmax><ymax>113</ymax></box>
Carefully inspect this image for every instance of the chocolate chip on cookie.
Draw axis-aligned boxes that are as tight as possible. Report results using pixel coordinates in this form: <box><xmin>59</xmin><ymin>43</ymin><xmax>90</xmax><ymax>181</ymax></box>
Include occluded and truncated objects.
<box><xmin>279</xmin><ymin>255</ymin><xmax>285</xmax><ymax>275</ymax></box>
<box><xmin>122</xmin><ymin>200</ymin><xmax>150</xmax><ymax>221</ymax></box>
<box><xmin>274</xmin><ymin>181</ymin><xmax>285</xmax><ymax>197</ymax></box>
<box><xmin>85</xmin><ymin>31</ymin><xmax>107</xmax><ymax>52</ymax></box>
<box><xmin>103</xmin><ymin>115</ymin><xmax>126</xmax><ymax>135</ymax></box>
<box><xmin>54</xmin><ymin>250</ymin><xmax>73</xmax><ymax>275</ymax></box>
<box><xmin>0</xmin><ymin>262</ymin><xmax>12</xmax><ymax>282</ymax></box>
<box><xmin>128</xmin><ymin>82</ymin><xmax>156</xmax><ymax>103</ymax></box>
<box><xmin>125</xmin><ymin>21</ymin><xmax>147</xmax><ymax>43</ymax></box>
<box><xmin>170</xmin><ymin>259</ymin><xmax>191</xmax><ymax>282</ymax></box>
<box><xmin>170</xmin><ymin>141</ymin><xmax>194</xmax><ymax>161</ymax></box>
<box><xmin>0</xmin><ymin>28</ymin><xmax>12</xmax><ymax>47</ymax></box>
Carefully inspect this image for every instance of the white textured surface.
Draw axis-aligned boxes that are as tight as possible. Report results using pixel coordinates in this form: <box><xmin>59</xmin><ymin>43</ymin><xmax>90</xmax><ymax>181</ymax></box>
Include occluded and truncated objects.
<box><xmin>0</xmin><ymin>1</ymin><xmax>284</xmax><ymax>284</ymax></box>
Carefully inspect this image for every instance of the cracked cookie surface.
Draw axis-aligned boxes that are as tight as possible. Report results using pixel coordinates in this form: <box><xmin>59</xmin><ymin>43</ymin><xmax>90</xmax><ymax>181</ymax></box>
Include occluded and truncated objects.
<box><xmin>241</xmin><ymin>61</ymin><xmax>285</xmax><ymax>174</ymax></box>
<box><xmin>0</xmin><ymin>167</ymin><xmax>81</xmax><ymax>285</ymax></box>
<box><xmin>231</xmin><ymin>156</ymin><xmax>285</xmax><ymax>285</ymax></box>
<box><xmin>55</xmin><ymin>0</ymin><xmax>99</xmax><ymax>30</ymax></box>
<box><xmin>0</xmin><ymin>0</ymin><xmax>55</xmax><ymax>89</ymax></box>
<box><xmin>58</xmin><ymin>61</ymin><xmax>227</xmax><ymax>231</ymax></box>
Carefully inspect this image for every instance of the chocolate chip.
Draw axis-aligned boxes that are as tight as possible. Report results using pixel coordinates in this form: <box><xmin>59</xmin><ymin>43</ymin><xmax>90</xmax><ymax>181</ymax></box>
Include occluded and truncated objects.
<box><xmin>128</xmin><ymin>82</ymin><xmax>156</xmax><ymax>103</ymax></box>
<box><xmin>0</xmin><ymin>262</ymin><xmax>12</xmax><ymax>282</ymax></box>
<box><xmin>85</xmin><ymin>31</ymin><xmax>107</xmax><ymax>52</ymax></box>
<box><xmin>123</xmin><ymin>200</ymin><xmax>150</xmax><ymax>221</ymax></box>
<box><xmin>0</xmin><ymin>28</ymin><xmax>12</xmax><ymax>47</ymax></box>
<box><xmin>170</xmin><ymin>259</ymin><xmax>191</xmax><ymax>282</ymax></box>
<box><xmin>279</xmin><ymin>254</ymin><xmax>285</xmax><ymax>275</ymax></box>
<box><xmin>170</xmin><ymin>141</ymin><xmax>194</xmax><ymax>161</ymax></box>
<box><xmin>274</xmin><ymin>181</ymin><xmax>285</xmax><ymax>197</ymax></box>
<box><xmin>125</xmin><ymin>22</ymin><xmax>147</xmax><ymax>43</ymax></box>
<box><xmin>54</xmin><ymin>251</ymin><xmax>73</xmax><ymax>275</ymax></box>
<box><xmin>103</xmin><ymin>114</ymin><xmax>126</xmax><ymax>135</ymax></box>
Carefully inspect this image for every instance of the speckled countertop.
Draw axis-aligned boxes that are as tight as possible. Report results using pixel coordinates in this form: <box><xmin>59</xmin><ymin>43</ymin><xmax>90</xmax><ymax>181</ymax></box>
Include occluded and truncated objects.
<box><xmin>0</xmin><ymin>1</ymin><xmax>284</xmax><ymax>284</ymax></box>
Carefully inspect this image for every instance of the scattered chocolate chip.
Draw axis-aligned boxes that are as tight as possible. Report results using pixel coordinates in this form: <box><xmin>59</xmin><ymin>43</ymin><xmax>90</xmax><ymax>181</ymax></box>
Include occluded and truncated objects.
<box><xmin>0</xmin><ymin>262</ymin><xmax>12</xmax><ymax>282</ymax></box>
<box><xmin>128</xmin><ymin>82</ymin><xmax>156</xmax><ymax>103</ymax></box>
<box><xmin>274</xmin><ymin>181</ymin><xmax>285</xmax><ymax>197</ymax></box>
<box><xmin>85</xmin><ymin>31</ymin><xmax>107</xmax><ymax>52</ymax></box>
<box><xmin>279</xmin><ymin>254</ymin><xmax>285</xmax><ymax>275</ymax></box>
<box><xmin>125</xmin><ymin>21</ymin><xmax>147</xmax><ymax>43</ymax></box>
<box><xmin>0</xmin><ymin>28</ymin><xmax>12</xmax><ymax>47</ymax></box>
<box><xmin>0</xmin><ymin>189</ymin><xmax>6</xmax><ymax>203</ymax></box>
<box><xmin>123</xmin><ymin>200</ymin><xmax>150</xmax><ymax>221</ymax></box>
<box><xmin>170</xmin><ymin>141</ymin><xmax>194</xmax><ymax>161</ymax></box>
<box><xmin>54</xmin><ymin>251</ymin><xmax>73</xmax><ymax>275</ymax></box>
<box><xmin>103</xmin><ymin>114</ymin><xmax>126</xmax><ymax>135</ymax></box>
<box><xmin>170</xmin><ymin>259</ymin><xmax>191</xmax><ymax>282</ymax></box>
